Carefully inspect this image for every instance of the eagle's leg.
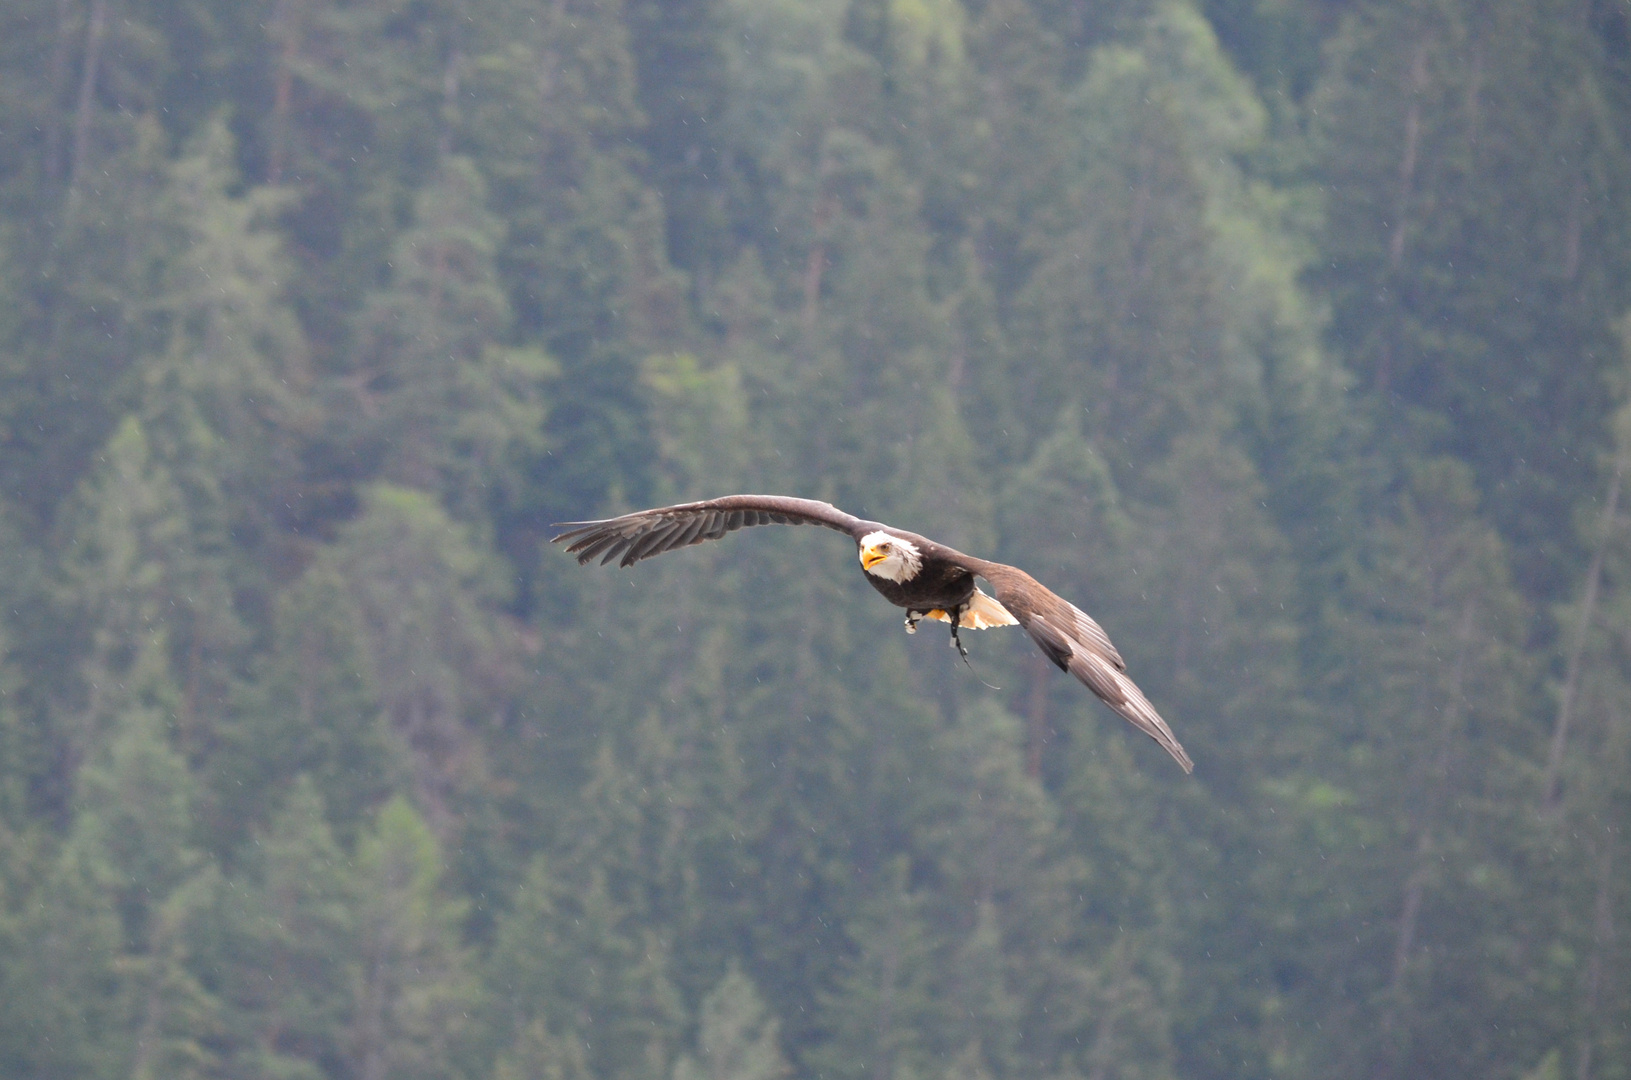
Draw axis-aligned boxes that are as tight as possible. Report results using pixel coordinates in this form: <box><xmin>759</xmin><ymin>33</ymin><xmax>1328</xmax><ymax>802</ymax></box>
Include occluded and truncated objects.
<box><xmin>904</xmin><ymin>610</ymin><xmax>922</xmax><ymax>635</ymax></box>
<box><xmin>947</xmin><ymin>604</ymin><xmax>971</xmax><ymax>661</ymax></box>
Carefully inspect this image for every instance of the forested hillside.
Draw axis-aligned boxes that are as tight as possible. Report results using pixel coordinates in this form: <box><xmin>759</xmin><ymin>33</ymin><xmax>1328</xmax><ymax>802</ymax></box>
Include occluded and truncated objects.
<box><xmin>1</xmin><ymin>0</ymin><xmax>1630</xmax><ymax>1077</ymax></box>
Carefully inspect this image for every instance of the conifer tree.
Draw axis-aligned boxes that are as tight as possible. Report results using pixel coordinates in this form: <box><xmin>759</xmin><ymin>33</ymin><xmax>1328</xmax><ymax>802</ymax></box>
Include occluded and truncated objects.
<box><xmin>349</xmin><ymin>795</ymin><xmax>479</xmax><ymax>1080</ymax></box>
<box><xmin>672</xmin><ymin>963</ymin><xmax>791</xmax><ymax>1080</ymax></box>
<box><xmin>1270</xmin><ymin>460</ymin><xmax>1541</xmax><ymax>1078</ymax></box>
<box><xmin>205</xmin><ymin>775</ymin><xmax>356</xmax><ymax>1079</ymax></box>
<box><xmin>39</xmin><ymin>704</ymin><xmax>222</xmax><ymax>1080</ymax></box>
<box><xmin>3</xmin><ymin>112</ymin><xmax>174</xmax><ymax>525</ymax></box>
<box><xmin>807</xmin><ymin>857</ymin><xmax>941</xmax><ymax>1080</ymax></box>
<box><xmin>253</xmin><ymin>0</ymin><xmax>490</xmax><ymax>332</ymax></box>
<box><xmin>57</xmin><ymin>417</ymin><xmax>238</xmax><ymax>770</ymax></box>
<box><xmin>8</xmin><ymin>825</ymin><xmax>127</xmax><ymax>1078</ymax></box>
<box><xmin>347</xmin><ymin>154</ymin><xmax>549</xmax><ymax>525</ymax></box>
<box><xmin>1541</xmin><ymin>371</ymin><xmax>1631</xmax><ymax>1080</ymax></box>
<box><xmin>322</xmin><ymin>485</ymin><xmax>515</xmax><ymax>838</ymax></box>
<box><xmin>51</xmin><ymin>117</ymin><xmax>313</xmax><ymax>799</ymax></box>
<box><xmin>487</xmin><ymin>850</ymin><xmax>686</xmax><ymax>1080</ymax></box>
<box><xmin>206</xmin><ymin>556</ymin><xmax>394</xmax><ymax>853</ymax></box>
<box><xmin>1311</xmin><ymin>0</ymin><xmax>1631</xmax><ymax>597</ymax></box>
<box><xmin>492</xmin><ymin>1017</ymin><xmax>593</xmax><ymax>1080</ymax></box>
<box><xmin>461</xmin><ymin>0</ymin><xmax>679</xmax><ymax>514</ymax></box>
<box><xmin>138</xmin><ymin>116</ymin><xmax>316</xmax><ymax>568</ymax></box>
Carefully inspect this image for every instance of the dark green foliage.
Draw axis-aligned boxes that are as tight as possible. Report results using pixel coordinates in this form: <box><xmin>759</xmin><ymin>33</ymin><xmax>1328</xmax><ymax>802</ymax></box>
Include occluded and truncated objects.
<box><xmin>672</xmin><ymin>963</ymin><xmax>791</xmax><ymax>1080</ymax></box>
<box><xmin>0</xmin><ymin>1</ymin><xmax>1629</xmax><ymax>1078</ymax></box>
<box><xmin>206</xmin><ymin>556</ymin><xmax>394</xmax><ymax>853</ymax></box>
<box><xmin>206</xmin><ymin>776</ymin><xmax>356</xmax><ymax>1079</ymax></box>
<box><xmin>1311</xmin><ymin>0</ymin><xmax>1631</xmax><ymax>601</ymax></box>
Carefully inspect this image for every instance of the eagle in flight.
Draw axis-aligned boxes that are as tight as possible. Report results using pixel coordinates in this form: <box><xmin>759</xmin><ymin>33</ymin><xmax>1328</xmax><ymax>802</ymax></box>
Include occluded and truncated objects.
<box><xmin>552</xmin><ymin>495</ymin><xmax>1192</xmax><ymax>772</ymax></box>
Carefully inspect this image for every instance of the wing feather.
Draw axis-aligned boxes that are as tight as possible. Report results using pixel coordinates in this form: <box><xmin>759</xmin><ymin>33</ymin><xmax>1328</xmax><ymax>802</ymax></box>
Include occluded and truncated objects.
<box><xmin>596</xmin><ymin>538</ymin><xmax>634</xmax><ymax>566</ymax></box>
<box><xmin>1069</xmin><ymin>608</ymin><xmax>1125</xmax><ymax>671</ymax></box>
<box><xmin>552</xmin><ymin>495</ymin><xmax>871</xmax><ymax>569</ymax></box>
<box><xmin>974</xmin><ymin>562</ymin><xmax>1193</xmax><ymax>773</ymax></box>
<box><xmin>627</xmin><ymin>522</ymin><xmax>681</xmax><ymax>564</ymax></box>
<box><xmin>573</xmin><ymin>532</ymin><xmax>624</xmax><ymax>566</ymax></box>
<box><xmin>672</xmin><ymin>515</ymin><xmax>710</xmax><ymax>549</ymax></box>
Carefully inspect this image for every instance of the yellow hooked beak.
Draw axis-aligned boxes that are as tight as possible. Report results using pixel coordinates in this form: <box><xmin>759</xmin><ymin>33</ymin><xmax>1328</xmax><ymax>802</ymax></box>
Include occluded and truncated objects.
<box><xmin>860</xmin><ymin>545</ymin><xmax>886</xmax><ymax>569</ymax></box>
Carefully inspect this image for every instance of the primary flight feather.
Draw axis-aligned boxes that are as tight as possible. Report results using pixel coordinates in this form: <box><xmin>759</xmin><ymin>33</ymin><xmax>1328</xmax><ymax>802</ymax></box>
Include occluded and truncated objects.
<box><xmin>552</xmin><ymin>495</ymin><xmax>1192</xmax><ymax>773</ymax></box>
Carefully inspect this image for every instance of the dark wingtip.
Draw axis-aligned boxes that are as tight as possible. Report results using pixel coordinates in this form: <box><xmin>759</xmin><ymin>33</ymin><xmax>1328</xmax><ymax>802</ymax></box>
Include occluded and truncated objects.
<box><xmin>1154</xmin><ymin>729</ymin><xmax>1194</xmax><ymax>773</ymax></box>
<box><xmin>549</xmin><ymin>522</ymin><xmax>602</xmax><ymax>547</ymax></box>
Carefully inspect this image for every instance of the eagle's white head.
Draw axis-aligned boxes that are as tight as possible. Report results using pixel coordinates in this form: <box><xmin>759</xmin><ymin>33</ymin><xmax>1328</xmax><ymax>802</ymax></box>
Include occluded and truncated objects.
<box><xmin>858</xmin><ymin>531</ymin><xmax>922</xmax><ymax>583</ymax></box>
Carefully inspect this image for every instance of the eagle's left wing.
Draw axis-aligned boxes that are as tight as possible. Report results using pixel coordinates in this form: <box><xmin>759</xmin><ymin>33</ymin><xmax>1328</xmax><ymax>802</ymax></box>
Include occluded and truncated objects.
<box><xmin>972</xmin><ymin>561</ymin><xmax>1193</xmax><ymax>773</ymax></box>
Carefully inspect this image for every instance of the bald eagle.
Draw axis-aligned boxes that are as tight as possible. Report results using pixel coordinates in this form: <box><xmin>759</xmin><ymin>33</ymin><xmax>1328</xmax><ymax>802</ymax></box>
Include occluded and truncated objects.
<box><xmin>552</xmin><ymin>495</ymin><xmax>1192</xmax><ymax>773</ymax></box>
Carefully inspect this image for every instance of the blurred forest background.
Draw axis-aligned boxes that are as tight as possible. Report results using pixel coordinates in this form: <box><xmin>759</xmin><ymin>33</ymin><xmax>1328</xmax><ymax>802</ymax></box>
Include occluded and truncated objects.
<box><xmin>1</xmin><ymin>0</ymin><xmax>1630</xmax><ymax>1077</ymax></box>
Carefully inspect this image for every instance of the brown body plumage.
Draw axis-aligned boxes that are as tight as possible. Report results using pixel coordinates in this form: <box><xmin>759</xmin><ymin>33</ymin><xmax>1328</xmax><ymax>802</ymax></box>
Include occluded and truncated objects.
<box><xmin>552</xmin><ymin>495</ymin><xmax>1192</xmax><ymax>772</ymax></box>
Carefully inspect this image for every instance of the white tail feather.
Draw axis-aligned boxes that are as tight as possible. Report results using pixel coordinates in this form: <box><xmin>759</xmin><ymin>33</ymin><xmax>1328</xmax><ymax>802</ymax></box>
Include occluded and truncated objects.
<box><xmin>924</xmin><ymin>588</ymin><xmax>1019</xmax><ymax>630</ymax></box>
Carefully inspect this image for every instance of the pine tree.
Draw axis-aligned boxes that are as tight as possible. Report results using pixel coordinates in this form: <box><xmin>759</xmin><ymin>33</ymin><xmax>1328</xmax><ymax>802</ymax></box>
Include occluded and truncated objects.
<box><xmin>492</xmin><ymin>1017</ymin><xmax>593</xmax><ymax>1080</ymax></box>
<box><xmin>322</xmin><ymin>484</ymin><xmax>515</xmax><ymax>838</ymax></box>
<box><xmin>33</xmin><ymin>704</ymin><xmax>224</xmax><ymax>1080</ymax></box>
<box><xmin>347</xmin><ymin>154</ymin><xmax>549</xmax><ymax>525</ymax></box>
<box><xmin>672</xmin><ymin>963</ymin><xmax>791</xmax><ymax>1080</ymax></box>
<box><xmin>206</xmin><ymin>556</ymin><xmax>394</xmax><ymax>853</ymax></box>
<box><xmin>487</xmin><ymin>850</ymin><xmax>686</xmax><ymax>1080</ymax></box>
<box><xmin>1008</xmin><ymin>6</ymin><xmax>1248</xmax><ymax>467</ymax></box>
<box><xmin>1541</xmin><ymin>369</ymin><xmax>1631</xmax><ymax>1080</ymax></box>
<box><xmin>2</xmin><ymin>109</ymin><xmax>174</xmax><ymax>522</ymax></box>
<box><xmin>137</xmin><ymin>116</ymin><xmax>316</xmax><ymax>572</ymax></box>
<box><xmin>806</xmin><ymin>857</ymin><xmax>941</xmax><ymax>1080</ymax></box>
<box><xmin>349</xmin><ymin>795</ymin><xmax>479</xmax><ymax>1080</ymax></box>
<box><xmin>461</xmin><ymin>0</ymin><xmax>679</xmax><ymax>516</ymax></box>
<box><xmin>50</xmin><ymin>117</ymin><xmax>314</xmax><ymax>803</ymax></box>
<box><xmin>124</xmin><ymin>870</ymin><xmax>224</xmax><ymax>1080</ymax></box>
<box><xmin>205</xmin><ymin>775</ymin><xmax>355</xmax><ymax>1080</ymax></box>
<box><xmin>8</xmin><ymin>826</ymin><xmax>128</xmax><ymax>1078</ymax></box>
<box><xmin>252</xmin><ymin>0</ymin><xmax>491</xmax><ymax>336</ymax></box>
<box><xmin>57</xmin><ymin>417</ymin><xmax>239</xmax><ymax>773</ymax></box>
<box><xmin>1311</xmin><ymin>0</ymin><xmax>1631</xmax><ymax>599</ymax></box>
<box><xmin>1270</xmin><ymin>459</ymin><xmax>1542</xmax><ymax>1078</ymax></box>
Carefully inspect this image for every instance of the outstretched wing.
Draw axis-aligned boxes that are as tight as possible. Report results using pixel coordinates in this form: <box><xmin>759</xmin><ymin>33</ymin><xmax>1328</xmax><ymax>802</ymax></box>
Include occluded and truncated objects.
<box><xmin>975</xmin><ymin>561</ymin><xmax>1193</xmax><ymax>773</ymax></box>
<box><xmin>552</xmin><ymin>495</ymin><xmax>869</xmax><ymax>568</ymax></box>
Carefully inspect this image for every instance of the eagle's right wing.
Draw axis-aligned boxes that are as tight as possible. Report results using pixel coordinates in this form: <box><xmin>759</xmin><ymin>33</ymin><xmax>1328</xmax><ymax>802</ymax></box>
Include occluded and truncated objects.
<box><xmin>552</xmin><ymin>495</ymin><xmax>869</xmax><ymax>568</ymax></box>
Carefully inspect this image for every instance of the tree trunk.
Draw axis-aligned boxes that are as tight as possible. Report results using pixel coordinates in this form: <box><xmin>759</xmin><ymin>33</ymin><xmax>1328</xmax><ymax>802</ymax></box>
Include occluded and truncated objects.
<box><xmin>266</xmin><ymin>0</ymin><xmax>306</xmax><ymax>185</ymax></box>
<box><xmin>1542</xmin><ymin>461</ymin><xmax>1622</xmax><ymax>810</ymax></box>
<box><xmin>1374</xmin><ymin>596</ymin><xmax>1476</xmax><ymax>1080</ymax></box>
<box><xmin>437</xmin><ymin>48</ymin><xmax>463</xmax><ymax>161</ymax></box>
<box><xmin>63</xmin><ymin>0</ymin><xmax>110</xmax><ymax>227</ymax></box>
<box><xmin>1379</xmin><ymin>39</ymin><xmax>1431</xmax><ymax>396</ymax></box>
<box><xmin>803</xmin><ymin>190</ymin><xmax>834</xmax><ymax>332</ymax></box>
<box><xmin>45</xmin><ymin>0</ymin><xmax>79</xmax><ymax>181</ymax></box>
<box><xmin>1388</xmin><ymin>42</ymin><xmax>1430</xmax><ymax>270</ymax></box>
<box><xmin>1574</xmin><ymin>833</ymin><xmax>1615</xmax><ymax>1080</ymax></box>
